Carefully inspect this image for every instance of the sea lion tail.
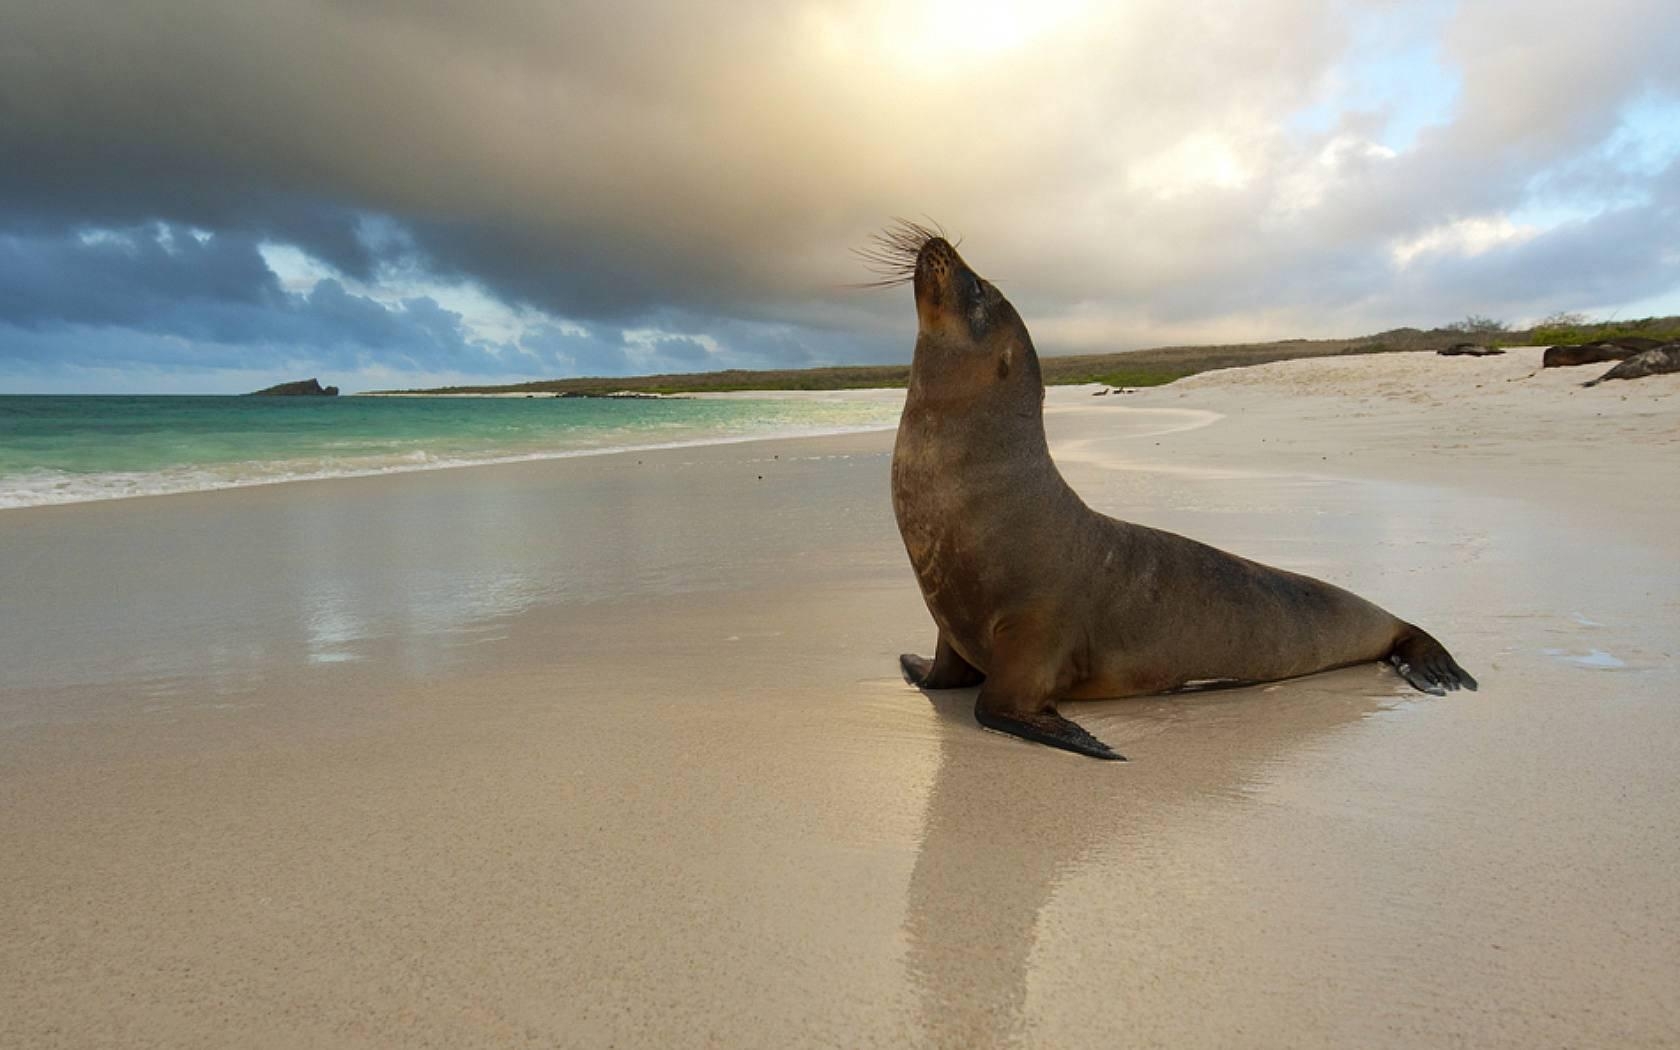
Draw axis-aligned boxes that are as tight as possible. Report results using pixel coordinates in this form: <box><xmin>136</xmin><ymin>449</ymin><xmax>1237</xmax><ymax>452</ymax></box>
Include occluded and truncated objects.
<box><xmin>1388</xmin><ymin>626</ymin><xmax>1478</xmax><ymax>695</ymax></box>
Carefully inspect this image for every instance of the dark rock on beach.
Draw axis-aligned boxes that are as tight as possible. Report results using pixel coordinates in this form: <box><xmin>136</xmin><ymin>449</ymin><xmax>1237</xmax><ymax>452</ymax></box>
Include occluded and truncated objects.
<box><xmin>1583</xmin><ymin>344</ymin><xmax>1680</xmax><ymax>387</ymax></box>
<box><xmin>1438</xmin><ymin>343</ymin><xmax>1505</xmax><ymax>357</ymax></box>
<box><xmin>247</xmin><ymin>378</ymin><xmax>339</xmax><ymax>396</ymax></box>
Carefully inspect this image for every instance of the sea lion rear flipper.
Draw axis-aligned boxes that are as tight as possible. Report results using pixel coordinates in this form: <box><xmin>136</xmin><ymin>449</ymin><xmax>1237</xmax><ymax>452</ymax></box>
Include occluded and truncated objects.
<box><xmin>974</xmin><ymin>700</ymin><xmax>1125</xmax><ymax>761</ymax></box>
<box><xmin>1389</xmin><ymin>627</ymin><xmax>1478</xmax><ymax>695</ymax></box>
<box><xmin>900</xmin><ymin>635</ymin><xmax>985</xmax><ymax>690</ymax></box>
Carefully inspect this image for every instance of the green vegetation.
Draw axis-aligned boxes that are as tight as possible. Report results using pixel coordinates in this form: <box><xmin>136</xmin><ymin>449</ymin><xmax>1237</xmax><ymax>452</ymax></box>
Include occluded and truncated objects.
<box><xmin>1463</xmin><ymin>310</ymin><xmax>1680</xmax><ymax>347</ymax></box>
<box><xmin>1446</xmin><ymin>314</ymin><xmax>1510</xmax><ymax>334</ymax></box>
<box><xmin>1520</xmin><ymin>316</ymin><xmax>1680</xmax><ymax>347</ymax></box>
<box><xmin>364</xmin><ymin>314</ymin><xmax>1680</xmax><ymax>396</ymax></box>
<box><xmin>386</xmin><ymin>366</ymin><xmax>912</xmax><ymax>397</ymax></box>
<box><xmin>1042</xmin><ymin>369</ymin><xmax>1189</xmax><ymax>389</ymax></box>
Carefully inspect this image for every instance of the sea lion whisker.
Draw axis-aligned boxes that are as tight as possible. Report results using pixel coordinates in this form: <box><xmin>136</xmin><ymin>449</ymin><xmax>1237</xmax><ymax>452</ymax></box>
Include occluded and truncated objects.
<box><xmin>850</xmin><ymin>218</ymin><xmax>955</xmax><ymax>288</ymax></box>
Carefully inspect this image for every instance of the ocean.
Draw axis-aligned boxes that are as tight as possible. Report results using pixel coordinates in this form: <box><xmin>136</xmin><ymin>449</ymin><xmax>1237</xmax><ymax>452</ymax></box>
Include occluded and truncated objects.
<box><xmin>0</xmin><ymin>394</ymin><xmax>902</xmax><ymax>509</ymax></box>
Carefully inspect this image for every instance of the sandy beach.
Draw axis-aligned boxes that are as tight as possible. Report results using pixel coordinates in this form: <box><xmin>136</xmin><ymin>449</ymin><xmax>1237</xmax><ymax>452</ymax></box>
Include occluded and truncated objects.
<box><xmin>2</xmin><ymin>347</ymin><xmax>1677</xmax><ymax>1047</ymax></box>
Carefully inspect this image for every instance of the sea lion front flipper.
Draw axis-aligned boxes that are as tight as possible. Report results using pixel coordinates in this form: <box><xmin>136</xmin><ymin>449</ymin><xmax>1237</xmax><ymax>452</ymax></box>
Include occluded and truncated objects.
<box><xmin>974</xmin><ymin>699</ymin><xmax>1126</xmax><ymax>761</ymax></box>
<box><xmin>970</xmin><ymin>616</ymin><xmax>1124</xmax><ymax>760</ymax></box>
<box><xmin>1389</xmin><ymin>627</ymin><xmax>1479</xmax><ymax>695</ymax></box>
<box><xmin>900</xmin><ymin>635</ymin><xmax>985</xmax><ymax>690</ymax></box>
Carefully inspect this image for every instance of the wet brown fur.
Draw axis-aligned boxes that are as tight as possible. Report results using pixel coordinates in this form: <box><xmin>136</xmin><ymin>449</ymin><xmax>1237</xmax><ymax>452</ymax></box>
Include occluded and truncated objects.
<box><xmin>885</xmin><ymin>226</ymin><xmax>1475</xmax><ymax>759</ymax></box>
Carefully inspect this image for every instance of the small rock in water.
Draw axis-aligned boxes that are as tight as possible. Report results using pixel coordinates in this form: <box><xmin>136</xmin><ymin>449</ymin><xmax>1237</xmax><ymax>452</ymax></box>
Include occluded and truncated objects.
<box><xmin>246</xmin><ymin>377</ymin><xmax>338</xmax><ymax>396</ymax></box>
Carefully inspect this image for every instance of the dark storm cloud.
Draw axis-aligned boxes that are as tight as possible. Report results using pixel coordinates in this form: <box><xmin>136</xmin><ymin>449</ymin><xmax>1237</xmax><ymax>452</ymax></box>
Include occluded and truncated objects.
<box><xmin>0</xmin><ymin>0</ymin><xmax>835</xmax><ymax>326</ymax></box>
<box><xmin>0</xmin><ymin>194</ymin><xmax>384</xmax><ymax>287</ymax></box>
<box><xmin>0</xmin><ymin>225</ymin><xmax>279</xmax><ymax>331</ymax></box>
<box><xmin>0</xmin><ymin>224</ymin><xmax>509</xmax><ymax>373</ymax></box>
<box><xmin>520</xmin><ymin>324</ymin><xmax>633</xmax><ymax>377</ymax></box>
<box><xmin>2</xmin><ymin>0</ymin><xmax>1679</xmax><ymax>380</ymax></box>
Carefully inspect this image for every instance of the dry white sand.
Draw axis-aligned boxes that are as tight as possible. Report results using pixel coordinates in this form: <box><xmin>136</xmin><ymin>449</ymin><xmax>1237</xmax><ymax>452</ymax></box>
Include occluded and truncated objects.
<box><xmin>2</xmin><ymin>348</ymin><xmax>1677</xmax><ymax>1047</ymax></box>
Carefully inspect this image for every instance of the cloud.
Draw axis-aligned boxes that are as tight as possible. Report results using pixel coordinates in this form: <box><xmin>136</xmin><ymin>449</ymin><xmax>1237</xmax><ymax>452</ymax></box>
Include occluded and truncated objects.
<box><xmin>0</xmin><ymin>223</ymin><xmax>282</xmax><ymax>330</ymax></box>
<box><xmin>1391</xmin><ymin>217</ymin><xmax>1540</xmax><ymax>268</ymax></box>
<box><xmin>1393</xmin><ymin>191</ymin><xmax>1680</xmax><ymax>316</ymax></box>
<box><xmin>0</xmin><ymin>223</ymin><xmax>520</xmax><ymax>378</ymax></box>
<box><xmin>2</xmin><ymin>0</ymin><xmax>1679</xmax><ymax>387</ymax></box>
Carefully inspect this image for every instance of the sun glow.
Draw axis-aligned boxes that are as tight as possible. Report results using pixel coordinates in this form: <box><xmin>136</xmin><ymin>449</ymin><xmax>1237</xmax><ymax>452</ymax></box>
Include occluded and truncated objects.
<box><xmin>807</xmin><ymin>0</ymin><xmax>1088</xmax><ymax>76</ymax></box>
<box><xmin>916</xmin><ymin>0</ymin><xmax>1036</xmax><ymax>57</ymax></box>
<box><xmin>1128</xmin><ymin>134</ymin><xmax>1254</xmax><ymax>200</ymax></box>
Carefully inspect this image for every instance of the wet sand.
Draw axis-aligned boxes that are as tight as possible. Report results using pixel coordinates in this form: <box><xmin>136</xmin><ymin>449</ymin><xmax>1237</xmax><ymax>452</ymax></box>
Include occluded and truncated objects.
<box><xmin>2</xmin><ymin>348</ymin><xmax>1677</xmax><ymax>1047</ymax></box>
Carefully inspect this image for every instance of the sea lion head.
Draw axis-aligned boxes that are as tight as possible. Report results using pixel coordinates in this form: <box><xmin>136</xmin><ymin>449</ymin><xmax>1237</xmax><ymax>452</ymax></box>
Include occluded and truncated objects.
<box><xmin>911</xmin><ymin>236</ymin><xmax>999</xmax><ymax>341</ymax></box>
<box><xmin>857</xmin><ymin>221</ymin><xmax>1034</xmax><ymax>392</ymax></box>
<box><xmin>911</xmin><ymin>235</ymin><xmax>1035</xmax><ymax>398</ymax></box>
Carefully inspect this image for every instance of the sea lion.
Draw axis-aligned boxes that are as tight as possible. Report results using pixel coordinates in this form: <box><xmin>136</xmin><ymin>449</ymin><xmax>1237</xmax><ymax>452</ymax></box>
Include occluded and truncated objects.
<box><xmin>1542</xmin><ymin>338</ymin><xmax>1658</xmax><ymax>368</ymax></box>
<box><xmin>1583</xmin><ymin>344</ymin><xmax>1680</xmax><ymax>386</ymax></box>
<box><xmin>867</xmin><ymin>222</ymin><xmax>1476</xmax><ymax>760</ymax></box>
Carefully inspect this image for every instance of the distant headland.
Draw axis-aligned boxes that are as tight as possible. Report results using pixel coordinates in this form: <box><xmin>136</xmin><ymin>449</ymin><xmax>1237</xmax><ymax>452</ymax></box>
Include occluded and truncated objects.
<box><xmin>247</xmin><ymin>378</ymin><xmax>339</xmax><ymax>397</ymax></box>
<box><xmin>360</xmin><ymin>314</ymin><xmax>1680</xmax><ymax>397</ymax></box>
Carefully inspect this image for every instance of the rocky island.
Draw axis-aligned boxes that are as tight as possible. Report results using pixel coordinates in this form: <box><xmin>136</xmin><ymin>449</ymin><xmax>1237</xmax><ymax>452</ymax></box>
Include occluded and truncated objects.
<box><xmin>246</xmin><ymin>378</ymin><xmax>339</xmax><ymax>396</ymax></box>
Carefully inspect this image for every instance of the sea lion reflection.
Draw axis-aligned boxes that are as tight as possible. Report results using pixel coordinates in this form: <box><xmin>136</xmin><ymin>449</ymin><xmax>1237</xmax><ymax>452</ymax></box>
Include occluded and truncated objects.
<box><xmin>901</xmin><ymin>676</ymin><xmax>1388</xmax><ymax>1045</ymax></box>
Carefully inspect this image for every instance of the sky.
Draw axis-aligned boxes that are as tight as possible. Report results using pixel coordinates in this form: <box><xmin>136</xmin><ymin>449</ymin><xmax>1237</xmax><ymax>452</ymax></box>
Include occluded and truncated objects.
<box><xmin>2</xmin><ymin>0</ymin><xmax>1678</xmax><ymax>393</ymax></box>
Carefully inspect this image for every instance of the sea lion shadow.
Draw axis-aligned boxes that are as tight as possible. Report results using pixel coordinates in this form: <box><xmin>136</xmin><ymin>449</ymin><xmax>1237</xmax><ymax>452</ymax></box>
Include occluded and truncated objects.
<box><xmin>902</xmin><ymin>667</ymin><xmax>1397</xmax><ymax>1043</ymax></box>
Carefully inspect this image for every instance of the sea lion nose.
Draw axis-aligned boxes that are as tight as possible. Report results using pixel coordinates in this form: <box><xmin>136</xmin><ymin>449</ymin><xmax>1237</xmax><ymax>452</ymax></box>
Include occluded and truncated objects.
<box><xmin>916</xmin><ymin>239</ymin><xmax>956</xmax><ymax>286</ymax></box>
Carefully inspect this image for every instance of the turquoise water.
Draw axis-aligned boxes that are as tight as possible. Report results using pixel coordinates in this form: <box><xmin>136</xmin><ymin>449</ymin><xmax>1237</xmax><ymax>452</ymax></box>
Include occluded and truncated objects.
<box><xmin>0</xmin><ymin>394</ymin><xmax>902</xmax><ymax>508</ymax></box>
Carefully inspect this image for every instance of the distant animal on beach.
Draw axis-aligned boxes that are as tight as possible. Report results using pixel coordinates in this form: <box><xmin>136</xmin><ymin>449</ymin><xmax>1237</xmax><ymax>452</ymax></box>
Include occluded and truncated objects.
<box><xmin>864</xmin><ymin>221</ymin><xmax>1477</xmax><ymax>760</ymax></box>
<box><xmin>1542</xmin><ymin>338</ymin><xmax>1661</xmax><ymax>369</ymax></box>
<box><xmin>1582</xmin><ymin>344</ymin><xmax>1680</xmax><ymax>387</ymax></box>
<box><xmin>1438</xmin><ymin>343</ymin><xmax>1504</xmax><ymax>357</ymax></box>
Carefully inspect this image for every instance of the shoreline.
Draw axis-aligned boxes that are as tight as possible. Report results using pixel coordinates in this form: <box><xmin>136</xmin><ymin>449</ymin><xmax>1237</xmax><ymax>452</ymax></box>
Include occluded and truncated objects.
<box><xmin>18</xmin><ymin>340</ymin><xmax>1673</xmax><ymax>514</ymax></box>
<box><xmin>0</xmin><ymin>405</ymin><xmax>907</xmax><ymax>512</ymax></box>
<box><xmin>354</xmin><ymin>390</ymin><xmax>693</xmax><ymax>398</ymax></box>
